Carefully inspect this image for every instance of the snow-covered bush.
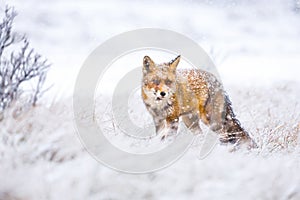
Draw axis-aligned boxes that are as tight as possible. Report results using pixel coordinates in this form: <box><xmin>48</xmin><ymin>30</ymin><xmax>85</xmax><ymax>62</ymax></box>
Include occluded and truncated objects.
<box><xmin>0</xmin><ymin>6</ymin><xmax>50</xmax><ymax>119</ymax></box>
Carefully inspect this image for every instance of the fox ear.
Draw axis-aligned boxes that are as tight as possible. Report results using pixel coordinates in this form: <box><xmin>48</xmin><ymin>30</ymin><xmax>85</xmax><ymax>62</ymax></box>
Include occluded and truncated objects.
<box><xmin>169</xmin><ymin>55</ymin><xmax>181</xmax><ymax>71</ymax></box>
<box><xmin>143</xmin><ymin>55</ymin><xmax>155</xmax><ymax>73</ymax></box>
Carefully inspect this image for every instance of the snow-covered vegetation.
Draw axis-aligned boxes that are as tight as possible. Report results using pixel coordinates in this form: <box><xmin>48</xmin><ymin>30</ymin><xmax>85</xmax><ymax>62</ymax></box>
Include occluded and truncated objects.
<box><xmin>1</xmin><ymin>0</ymin><xmax>300</xmax><ymax>199</ymax></box>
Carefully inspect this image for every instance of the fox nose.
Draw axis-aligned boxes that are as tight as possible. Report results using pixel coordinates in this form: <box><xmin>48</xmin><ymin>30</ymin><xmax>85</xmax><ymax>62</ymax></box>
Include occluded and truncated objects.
<box><xmin>160</xmin><ymin>91</ymin><xmax>166</xmax><ymax>97</ymax></box>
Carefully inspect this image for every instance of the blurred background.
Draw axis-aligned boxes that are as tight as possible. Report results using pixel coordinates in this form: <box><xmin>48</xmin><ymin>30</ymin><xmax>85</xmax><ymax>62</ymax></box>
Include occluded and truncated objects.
<box><xmin>7</xmin><ymin>0</ymin><xmax>300</xmax><ymax>97</ymax></box>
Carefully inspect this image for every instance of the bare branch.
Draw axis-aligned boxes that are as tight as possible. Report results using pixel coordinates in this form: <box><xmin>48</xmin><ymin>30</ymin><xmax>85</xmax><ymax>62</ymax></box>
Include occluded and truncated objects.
<box><xmin>0</xmin><ymin>6</ymin><xmax>51</xmax><ymax>118</ymax></box>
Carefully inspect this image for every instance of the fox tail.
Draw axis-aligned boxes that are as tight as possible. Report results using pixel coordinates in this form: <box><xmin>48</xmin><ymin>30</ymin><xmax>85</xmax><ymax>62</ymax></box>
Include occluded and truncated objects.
<box><xmin>220</xmin><ymin>93</ymin><xmax>257</xmax><ymax>148</ymax></box>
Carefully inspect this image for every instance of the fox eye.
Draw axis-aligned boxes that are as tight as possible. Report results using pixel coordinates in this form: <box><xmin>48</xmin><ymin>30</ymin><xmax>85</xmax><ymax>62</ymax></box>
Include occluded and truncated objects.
<box><xmin>152</xmin><ymin>79</ymin><xmax>160</xmax><ymax>85</ymax></box>
<box><xmin>165</xmin><ymin>79</ymin><xmax>172</xmax><ymax>85</ymax></box>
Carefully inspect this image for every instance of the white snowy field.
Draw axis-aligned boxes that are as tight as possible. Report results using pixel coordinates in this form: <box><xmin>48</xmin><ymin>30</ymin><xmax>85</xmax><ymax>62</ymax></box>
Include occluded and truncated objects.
<box><xmin>1</xmin><ymin>0</ymin><xmax>300</xmax><ymax>199</ymax></box>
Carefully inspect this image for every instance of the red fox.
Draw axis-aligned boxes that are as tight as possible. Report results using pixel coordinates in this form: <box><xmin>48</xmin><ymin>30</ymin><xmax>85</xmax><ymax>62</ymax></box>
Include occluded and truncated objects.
<box><xmin>141</xmin><ymin>55</ymin><xmax>256</xmax><ymax>148</ymax></box>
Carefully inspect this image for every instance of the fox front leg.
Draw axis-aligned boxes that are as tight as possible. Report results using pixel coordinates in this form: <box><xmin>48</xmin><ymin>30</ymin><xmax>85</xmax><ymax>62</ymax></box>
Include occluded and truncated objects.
<box><xmin>182</xmin><ymin>113</ymin><xmax>202</xmax><ymax>135</ymax></box>
<box><xmin>154</xmin><ymin>118</ymin><xmax>165</xmax><ymax>135</ymax></box>
<box><xmin>161</xmin><ymin>117</ymin><xmax>179</xmax><ymax>140</ymax></box>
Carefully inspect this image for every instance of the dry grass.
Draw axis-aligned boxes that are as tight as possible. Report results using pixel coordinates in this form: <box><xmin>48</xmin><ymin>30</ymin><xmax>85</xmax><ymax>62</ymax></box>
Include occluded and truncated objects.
<box><xmin>0</xmin><ymin>82</ymin><xmax>300</xmax><ymax>199</ymax></box>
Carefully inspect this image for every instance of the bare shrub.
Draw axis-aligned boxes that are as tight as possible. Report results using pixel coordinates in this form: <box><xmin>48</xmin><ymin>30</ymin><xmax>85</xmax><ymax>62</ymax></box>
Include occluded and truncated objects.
<box><xmin>0</xmin><ymin>6</ymin><xmax>50</xmax><ymax>119</ymax></box>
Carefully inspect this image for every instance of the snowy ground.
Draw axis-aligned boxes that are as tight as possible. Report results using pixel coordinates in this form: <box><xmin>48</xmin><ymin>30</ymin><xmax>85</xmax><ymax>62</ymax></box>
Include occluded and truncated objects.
<box><xmin>1</xmin><ymin>0</ymin><xmax>300</xmax><ymax>199</ymax></box>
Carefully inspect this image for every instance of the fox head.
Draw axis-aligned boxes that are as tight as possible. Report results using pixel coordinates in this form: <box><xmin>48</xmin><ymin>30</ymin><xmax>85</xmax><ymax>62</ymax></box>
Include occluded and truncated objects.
<box><xmin>142</xmin><ymin>55</ymin><xmax>181</xmax><ymax>109</ymax></box>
